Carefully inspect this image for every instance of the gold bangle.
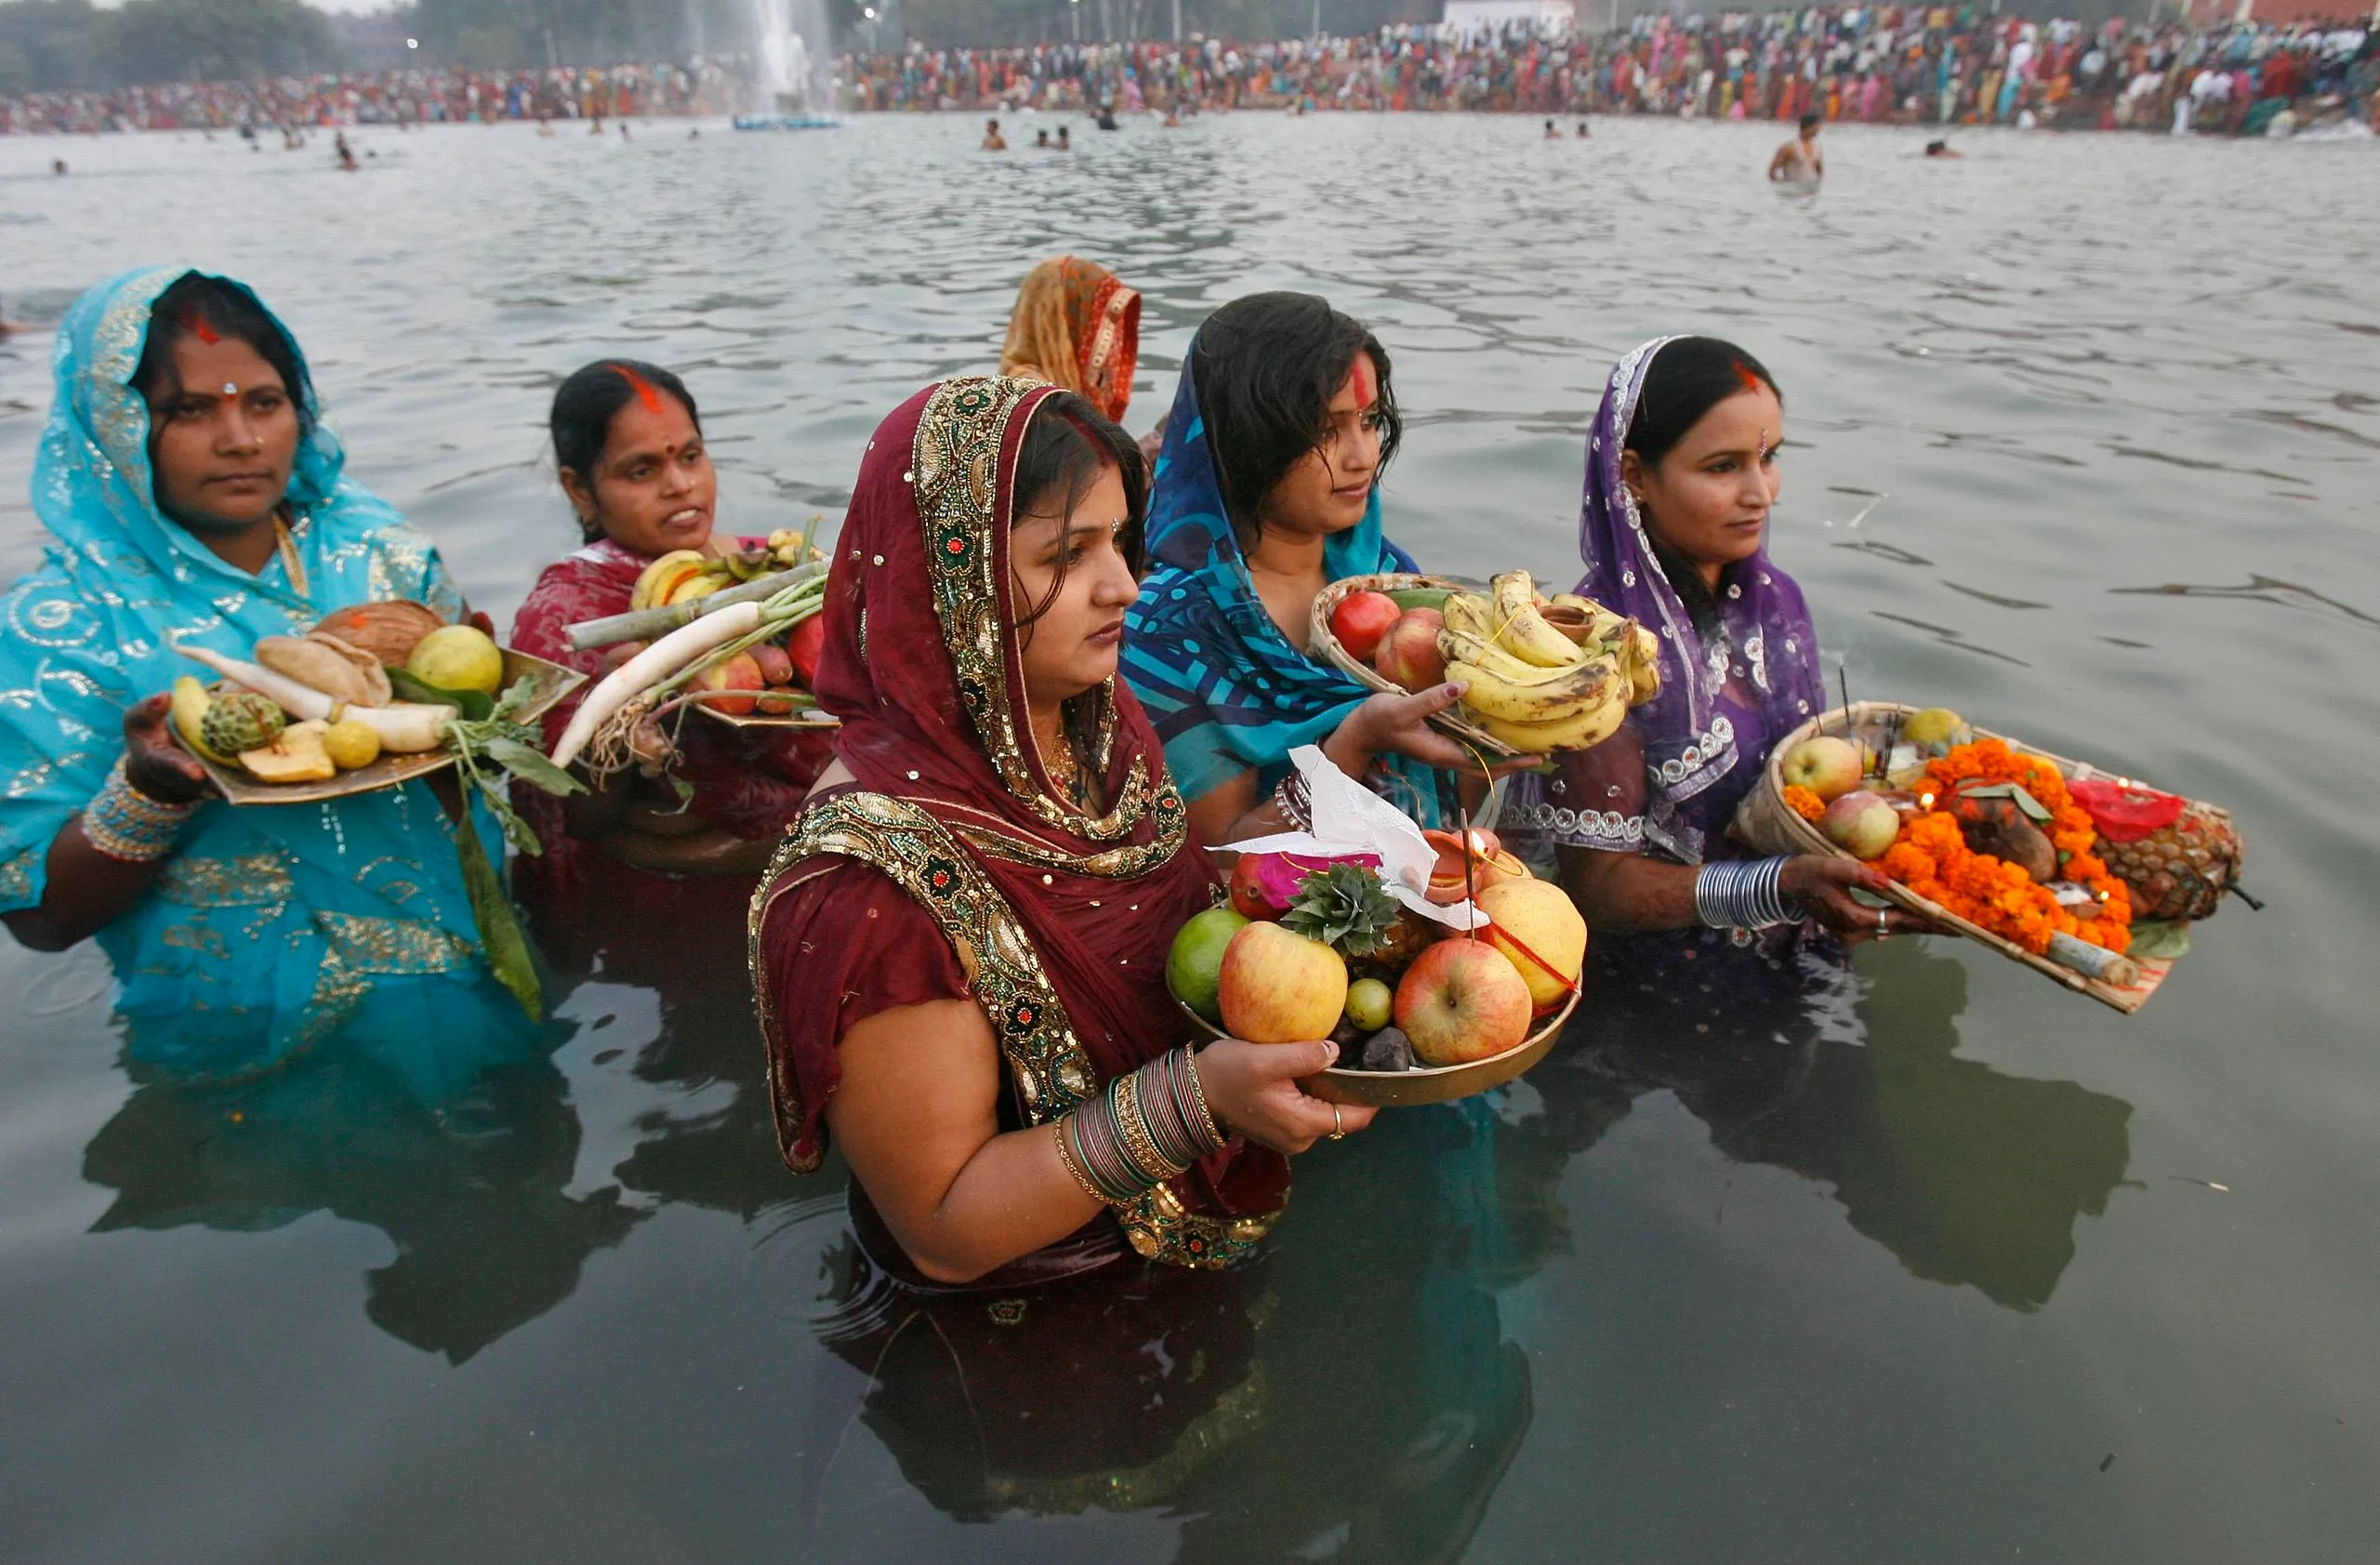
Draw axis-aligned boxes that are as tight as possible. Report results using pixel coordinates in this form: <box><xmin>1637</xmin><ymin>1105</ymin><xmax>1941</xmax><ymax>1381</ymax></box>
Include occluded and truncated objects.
<box><xmin>1113</xmin><ymin>1069</ymin><xmax>1185</xmax><ymax>1184</ymax></box>
<box><xmin>1182</xmin><ymin>1045</ymin><xmax>1227</xmax><ymax>1146</ymax></box>
<box><xmin>1051</xmin><ymin>1119</ymin><xmax>1107</xmax><ymax>1206</ymax></box>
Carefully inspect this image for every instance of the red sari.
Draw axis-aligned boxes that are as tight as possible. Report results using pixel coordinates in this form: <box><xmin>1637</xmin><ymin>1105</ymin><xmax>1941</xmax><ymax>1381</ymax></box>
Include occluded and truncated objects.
<box><xmin>751</xmin><ymin>377</ymin><xmax>1289</xmax><ymax>1279</ymax></box>
<box><xmin>508</xmin><ymin>536</ymin><xmax>831</xmax><ymax>887</ymax></box>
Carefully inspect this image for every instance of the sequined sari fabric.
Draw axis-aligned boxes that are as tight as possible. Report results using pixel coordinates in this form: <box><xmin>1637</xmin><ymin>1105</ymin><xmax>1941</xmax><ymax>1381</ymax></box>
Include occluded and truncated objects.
<box><xmin>996</xmin><ymin>256</ymin><xmax>1142</xmax><ymax>426</ymax></box>
<box><xmin>0</xmin><ymin>268</ymin><xmax>530</xmax><ymax>1094</ymax></box>
<box><xmin>751</xmin><ymin>376</ymin><xmax>1287</xmax><ymax>1272</ymax></box>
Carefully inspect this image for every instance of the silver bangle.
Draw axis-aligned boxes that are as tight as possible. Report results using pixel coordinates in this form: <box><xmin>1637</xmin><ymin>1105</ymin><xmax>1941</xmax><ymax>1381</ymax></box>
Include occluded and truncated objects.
<box><xmin>1693</xmin><ymin>855</ymin><xmax>1794</xmax><ymax>929</ymax></box>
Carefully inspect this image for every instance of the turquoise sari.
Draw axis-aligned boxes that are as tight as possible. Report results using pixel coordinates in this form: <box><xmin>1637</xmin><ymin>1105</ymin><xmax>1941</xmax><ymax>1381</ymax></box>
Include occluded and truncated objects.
<box><xmin>0</xmin><ymin>268</ymin><xmax>536</xmax><ymax>1096</ymax></box>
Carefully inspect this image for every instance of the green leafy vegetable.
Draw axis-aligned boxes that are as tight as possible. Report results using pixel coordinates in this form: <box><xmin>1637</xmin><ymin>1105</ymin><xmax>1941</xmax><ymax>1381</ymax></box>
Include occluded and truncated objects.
<box><xmin>455</xmin><ymin>811</ymin><xmax>543</xmax><ymax>1021</ymax></box>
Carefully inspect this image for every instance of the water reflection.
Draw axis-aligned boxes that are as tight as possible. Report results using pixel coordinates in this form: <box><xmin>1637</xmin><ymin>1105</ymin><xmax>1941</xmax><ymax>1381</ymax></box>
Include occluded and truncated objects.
<box><xmin>1541</xmin><ymin>935</ymin><xmax>2132</xmax><ymax>1312</ymax></box>
<box><xmin>82</xmin><ymin>1050</ymin><xmax>640</xmax><ymax>1360</ymax></box>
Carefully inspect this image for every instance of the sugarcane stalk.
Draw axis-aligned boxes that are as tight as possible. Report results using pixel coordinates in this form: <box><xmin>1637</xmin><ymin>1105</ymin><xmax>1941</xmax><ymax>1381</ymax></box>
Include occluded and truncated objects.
<box><xmin>563</xmin><ymin>560</ymin><xmax>826</xmax><ymax>651</ymax></box>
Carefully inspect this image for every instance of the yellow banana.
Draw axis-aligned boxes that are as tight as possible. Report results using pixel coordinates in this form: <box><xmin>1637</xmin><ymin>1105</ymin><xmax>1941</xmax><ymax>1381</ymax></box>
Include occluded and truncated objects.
<box><xmin>1437</xmin><ymin>625</ymin><xmax>1588</xmax><ymax>687</ymax></box>
<box><xmin>1488</xmin><ymin>572</ymin><xmax>1586</xmax><ymax>669</ymax></box>
<box><xmin>1449</xmin><ymin>656</ymin><xmax>1623</xmax><ymax>724</ymax></box>
<box><xmin>630</xmin><ymin>550</ymin><xmax>707</xmax><ymax>612</ymax></box>
<box><xmin>1476</xmin><ymin>695</ymin><xmax>1630</xmax><ymax>754</ymax></box>
<box><xmin>1622</xmin><ymin>625</ymin><xmax>1662</xmax><ymax>704</ymax></box>
<box><xmin>1442</xmin><ymin>591</ymin><xmax>1497</xmax><ymax>642</ymax></box>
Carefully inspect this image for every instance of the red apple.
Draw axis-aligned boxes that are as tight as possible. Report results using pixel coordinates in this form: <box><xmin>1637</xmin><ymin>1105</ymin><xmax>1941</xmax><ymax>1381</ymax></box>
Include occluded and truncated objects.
<box><xmin>1218</xmin><ymin>922</ymin><xmax>1349</xmax><ymax>1045</ymax></box>
<box><xmin>786</xmin><ymin>615</ymin><xmax>826</xmax><ymax>686</ymax></box>
<box><xmin>1393</xmin><ymin>937</ymin><xmax>1534</xmax><ymax>1066</ymax></box>
<box><xmin>1374</xmin><ymin>607</ymin><xmax>1447</xmax><ymax>692</ymax></box>
<box><xmin>1822</xmin><ymin>789</ymin><xmax>1902</xmax><ymax>861</ymax></box>
<box><xmin>1329</xmin><ymin>590</ymin><xmax>1402</xmax><ymax>664</ymax></box>
<box><xmin>1779</xmin><ymin>735</ymin><xmax>1865</xmax><ymax>802</ymax></box>
<box><xmin>752</xmin><ymin>643</ymin><xmax>795</xmax><ymax>686</ymax></box>
<box><xmin>695</xmin><ymin>652</ymin><xmax>765</xmax><ymax>717</ymax></box>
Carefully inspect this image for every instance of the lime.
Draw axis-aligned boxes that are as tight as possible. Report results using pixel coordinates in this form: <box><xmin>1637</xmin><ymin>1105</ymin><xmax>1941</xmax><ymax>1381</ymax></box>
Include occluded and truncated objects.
<box><xmin>405</xmin><ymin>626</ymin><xmax>505</xmax><ymax>698</ymax></box>
<box><xmin>323</xmin><ymin>718</ymin><xmax>381</xmax><ymax>770</ymax></box>
<box><xmin>1166</xmin><ymin>906</ymin><xmax>1250</xmax><ymax>1023</ymax></box>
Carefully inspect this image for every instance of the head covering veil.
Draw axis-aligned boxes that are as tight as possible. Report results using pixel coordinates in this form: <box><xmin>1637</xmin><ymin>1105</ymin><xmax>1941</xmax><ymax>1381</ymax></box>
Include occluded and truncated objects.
<box><xmin>0</xmin><ymin>267</ymin><xmax>517</xmax><ymax>1091</ymax></box>
<box><xmin>1574</xmin><ymin>336</ymin><xmax>1824</xmax><ymax>860</ymax></box>
<box><xmin>753</xmin><ymin>377</ymin><xmax>1286</xmax><ymax>1270</ymax></box>
<box><xmin>997</xmin><ymin>257</ymin><xmax>1142</xmax><ymax>426</ymax></box>
<box><xmin>1121</xmin><ymin>338</ymin><xmax>1438</xmax><ymax>819</ymax></box>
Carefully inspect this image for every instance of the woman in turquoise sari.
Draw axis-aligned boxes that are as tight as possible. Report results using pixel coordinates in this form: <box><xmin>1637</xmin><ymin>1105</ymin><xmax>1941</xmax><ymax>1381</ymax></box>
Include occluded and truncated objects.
<box><xmin>1123</xmin><ymin>292</ymin><xmax>1511</xmax><ymax>844</ymax></box>
<box><xmin>0</xmin><ymin>268</ymin><xmax>536</xmax><ymax>1097</ymax></box>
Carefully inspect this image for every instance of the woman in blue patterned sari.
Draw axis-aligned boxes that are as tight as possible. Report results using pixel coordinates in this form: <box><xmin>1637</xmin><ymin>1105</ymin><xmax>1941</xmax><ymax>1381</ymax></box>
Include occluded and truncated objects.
<box><xmin>0</xmin><ymin>268</ymin><xmax>536</xmax><ymax>1097</ymax></box>
<box><xmin>1123</xmin><ymin>292</ymin><xmax>1521</xmax><ymax>844</ymax></box>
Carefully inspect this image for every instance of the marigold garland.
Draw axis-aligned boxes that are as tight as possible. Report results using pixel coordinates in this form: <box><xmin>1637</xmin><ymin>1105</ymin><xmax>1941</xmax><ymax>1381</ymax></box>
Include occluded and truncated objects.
<box><xmin>1782</xmin><ymin>784</ymin><xmax>1826</xmax><ymax>822</ymax></box>
<box><xmin>1874</xmin><ymin>737</ymin><xmax>2132</xmax><ymax>956</ymax></box>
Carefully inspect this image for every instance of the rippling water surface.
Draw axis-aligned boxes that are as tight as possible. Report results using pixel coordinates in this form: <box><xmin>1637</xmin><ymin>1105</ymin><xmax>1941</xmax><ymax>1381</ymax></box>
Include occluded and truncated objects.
<box><xmin>2</xmin><ymin>115</ymin><xmax>2377</xmax><ymax>1563</ymax></box>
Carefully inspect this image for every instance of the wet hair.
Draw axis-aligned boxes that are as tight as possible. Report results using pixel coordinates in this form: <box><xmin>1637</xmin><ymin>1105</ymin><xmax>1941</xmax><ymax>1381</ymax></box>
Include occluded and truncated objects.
<box><xmin>1010</xmin><ymin>389</ymin><xmax>1146</xmax><ymax>631</ymax></box>
<box><xmin>136</xmin><ymin>272</ymin><xmax>313</xmax><ymax>441</ymax></box>
<box><xmin>549</xmin><ymin>359</ymin><xmax>700</xmax><ymax>539</ymax></box>
<box><xmin>1189</xmin><ymin>292</ymin><xmax>1401</xmax><ymax>550</ymax></box>
<box><xmin>1624</xmin><ymin>337</ymin><xmax>1783</xmax><ymax>639</ymax></box>
<box><xmin>1799</xmin><ymin>113</ymin><xmax>1823</xmax><ymax>133</ymax></box>
<box><xmin>1925</xmin><ymin>139</ymin><xmax>1950</xmax><ymax>154</ymax></box>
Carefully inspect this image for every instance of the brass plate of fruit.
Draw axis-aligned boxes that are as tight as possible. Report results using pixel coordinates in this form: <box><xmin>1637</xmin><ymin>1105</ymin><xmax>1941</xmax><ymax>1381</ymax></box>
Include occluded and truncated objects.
<box><xmin>1173</xmin><ymin>991</ymin><xmax>1577</xmax><ymax>1108</ymax></box>
<box><xmin>181</xmin><ymin>650</ymin><xmax>585</xmax><ymax>807</ymax></box>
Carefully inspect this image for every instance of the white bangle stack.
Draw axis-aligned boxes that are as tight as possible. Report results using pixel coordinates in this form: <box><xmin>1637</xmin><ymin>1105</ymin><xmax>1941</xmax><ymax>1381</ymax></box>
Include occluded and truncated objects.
<box><xmin>1693</xmin><ymin>855</ymin><xmax>1794</xmax><ymax>929</ymax></box>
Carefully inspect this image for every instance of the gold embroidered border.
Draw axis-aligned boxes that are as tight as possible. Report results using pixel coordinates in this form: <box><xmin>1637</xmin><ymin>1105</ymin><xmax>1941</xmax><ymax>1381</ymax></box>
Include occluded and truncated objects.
<box><xmin>910</xmin><ymin>377</ymin><xmax>1154</xmax><ymax>844</ymax></box>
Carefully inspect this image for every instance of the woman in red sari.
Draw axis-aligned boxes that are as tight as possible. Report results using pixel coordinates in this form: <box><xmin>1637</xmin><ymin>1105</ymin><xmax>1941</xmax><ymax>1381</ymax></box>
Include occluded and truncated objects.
<box><xmin>509</xmin><ymin>359</ymin><xmax>829</xmax><ymax>883</ymax></box>
<box><xmin>997</xmin><ymin>257</ymin><xmax>1141</xmax><ymax>427</ymax></box>
<box><xmin>753</xmin><ymin>376</ymin><xmax>1370</xmax><ymax>1287</ymax></box>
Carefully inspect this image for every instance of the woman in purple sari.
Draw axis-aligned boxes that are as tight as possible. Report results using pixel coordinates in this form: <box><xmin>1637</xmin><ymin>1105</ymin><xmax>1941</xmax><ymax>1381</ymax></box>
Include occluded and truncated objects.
<box><xmin>1505</xmin><ymin>337</ymin><xmax>1924</xmax><ymax>992</ymax></box>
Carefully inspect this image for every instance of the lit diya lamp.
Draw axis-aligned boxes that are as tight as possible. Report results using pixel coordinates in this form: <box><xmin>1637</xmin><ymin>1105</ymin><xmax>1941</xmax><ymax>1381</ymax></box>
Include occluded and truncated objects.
<box><xmin>1420</xmin><ymin>827</ymin><xmax>1528</xmax><ymax>906</ymax></box>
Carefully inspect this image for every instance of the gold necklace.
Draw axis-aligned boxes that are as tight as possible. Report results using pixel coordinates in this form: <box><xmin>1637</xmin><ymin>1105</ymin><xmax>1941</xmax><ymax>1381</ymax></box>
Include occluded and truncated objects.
<box><xmin>1039</xmin><ymin>726</ymin><xmax>1087</xmax><ymax>807</ymax></box>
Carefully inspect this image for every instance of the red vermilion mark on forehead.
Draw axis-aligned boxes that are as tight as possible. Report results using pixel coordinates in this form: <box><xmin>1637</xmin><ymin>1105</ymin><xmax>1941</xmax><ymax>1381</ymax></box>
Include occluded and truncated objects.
<box><xmin>612</xmin><ymin>364</ymin><xmax>666</xmax><ymax>415</ymax></box>
<box><xmin>181</xmin><ymin>312</ymin><xmax>221</xmax><ymax>347</ymax></box>
<box><xmin>1732</xmin><ymin>361</ymin><xmax>1765</xmax><ymax>395</ymax></box>
<box><xmin>1349</xmin><ymin>352</ymin><xmax>1379</xmax><ymax>411</ymax></box>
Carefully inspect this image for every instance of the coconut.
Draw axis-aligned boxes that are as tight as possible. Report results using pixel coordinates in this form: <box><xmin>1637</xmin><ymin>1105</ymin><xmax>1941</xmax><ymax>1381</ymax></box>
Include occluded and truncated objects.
<box><xmin>308</xmin><ymin>600</ymin><xmax>446</xmax><ymax>668</ymax></box>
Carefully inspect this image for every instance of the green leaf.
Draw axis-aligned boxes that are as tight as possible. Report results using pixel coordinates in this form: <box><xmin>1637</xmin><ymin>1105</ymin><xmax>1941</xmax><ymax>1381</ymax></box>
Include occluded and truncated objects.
<box><xmin>388</xmin><ymin>669</ymin><xmax>496</xmax><ymax>722</ymax></box>
<box><xmin>1280</xmin><ymin>864</ymin><xmax>1402</xmax><ymax>958</ymax></box>
<box><xmin>2124</xmin><ymin>921</ymin><xmax>2192</xmax><ymax>962</ymax></box>
<box><xmin>484</xmin><ymin>736</ymin><xmax>586</xmax><ymax>798</ymax></box>
<box><xmin>455</xmin><ymin>818</ymin><xmax>543</xmax><ymax>1021</ymax></box>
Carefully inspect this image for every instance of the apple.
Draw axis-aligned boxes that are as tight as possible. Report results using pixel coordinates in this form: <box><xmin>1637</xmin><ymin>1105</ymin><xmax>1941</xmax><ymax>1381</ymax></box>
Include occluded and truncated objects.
<box><xmin>1779</xmin><ymin>735</ymin><xmax>1865</xmax><ymax>802</ymax></box>
<box><xmin>1373</xmin><ymin>607</ymin><xmax>1447</xmax><ymax>692</ymax></box>
<box><xmin>1343</xmin><ymin>976</ymin><xmax>1394</xmax><ymax>1032</ymax></box>
<box><xmin>694</xmin><ymin>652</ymin><xmax>765</xmax><ymax>717</ymax></box>
<box><xmin>1393</xmin><ymin>937</ymin><xmax>1534</xmax><ymax>1067</ymax></box>
<box><xmin>1167</xmin><ymin>906</ymin><xmax>1250</xmax><ymax>1022</ymax></box>
<box><xmin>1821</xmin><ymin>789</ymin><xmax>1901</xmax><ymax>861</ymax></box>
<box><xmin>1219</xmin><ymin>922</ymin><xmax>1349</xmax><ymax>1044</ymax></box>
<box><xmin>1329</xmin><ymin>590</ymin><xmax>1402</xmax><ymax>664</ymax></box>
<box><xmin>1421</xmin><ymin>827</ymin><xmax>1528</xmax><ymax>905</ymax></box>
<box><xmin>1476</xmin><ymin>878</ymin><xmax>1588</xmax><ymax>1015</ymax></box>
<box><xmin>786</xmin><ymin>615</ymin><xmax>827</xmax><ymax>686</ymax></box>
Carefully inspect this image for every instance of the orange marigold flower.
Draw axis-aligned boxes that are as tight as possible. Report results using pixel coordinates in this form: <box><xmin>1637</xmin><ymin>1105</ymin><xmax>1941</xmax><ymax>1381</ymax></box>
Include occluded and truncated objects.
<box><xmin>1782</xmin><ymin>784</ymin><xmax>1827</xmax><ymax>822</ymax></box>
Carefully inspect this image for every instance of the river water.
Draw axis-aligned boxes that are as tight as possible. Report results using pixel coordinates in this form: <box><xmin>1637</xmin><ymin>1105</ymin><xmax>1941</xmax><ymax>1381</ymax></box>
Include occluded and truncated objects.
<box><xmin>1</xmin><ymin>113</ymin><xmax>2375</xmax><ymax>1562</ymax></box>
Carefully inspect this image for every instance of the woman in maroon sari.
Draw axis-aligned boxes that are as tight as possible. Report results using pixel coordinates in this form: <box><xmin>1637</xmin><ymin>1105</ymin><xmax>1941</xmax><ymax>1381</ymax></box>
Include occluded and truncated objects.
<box><xmin>509</xmin><ymin>359</ymin><xmax>829</xmax><ymax>885</ymax></box>
<box><xmin>753</xmin><ymin>376</ymin><xmax>1371</xmax><ymax>1287</ymax></box>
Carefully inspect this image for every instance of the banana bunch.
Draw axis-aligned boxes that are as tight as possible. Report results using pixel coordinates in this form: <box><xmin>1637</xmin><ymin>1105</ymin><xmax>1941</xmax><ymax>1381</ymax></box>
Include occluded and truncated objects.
<box><xmin>629</xmin><ymin>527</ymin><xmax>825</xmax><ymax>611</ymax></box>
<box><xmin>1436</xmin><ymin>571</ymin><xmax>1663</xmax><ymax>752</ymax></box>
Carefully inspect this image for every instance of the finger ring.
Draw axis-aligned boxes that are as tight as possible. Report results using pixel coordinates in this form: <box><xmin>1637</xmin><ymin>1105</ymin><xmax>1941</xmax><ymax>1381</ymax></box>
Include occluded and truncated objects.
<box><xmin>1877</xmin><ymin>908</ymin><xmax>1890</xmax><ymax>935</ymax></box>
<box><xmin>1329</xmin><ymin>1103</ymin><xmax>1346</xmax><ymax>1141</ymax></box>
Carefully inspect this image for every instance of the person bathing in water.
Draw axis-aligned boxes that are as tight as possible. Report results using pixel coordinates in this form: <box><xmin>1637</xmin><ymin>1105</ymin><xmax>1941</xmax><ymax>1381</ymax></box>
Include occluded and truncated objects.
<box><xmin>982</xmin><ymin>118</ymin><xmax>1008</xmax><ymax>151</ymax></box>
<box><xmin>1768</xmin><ymin>113</ymin><xmax>1824</xmax><ymax>183</ymax></box>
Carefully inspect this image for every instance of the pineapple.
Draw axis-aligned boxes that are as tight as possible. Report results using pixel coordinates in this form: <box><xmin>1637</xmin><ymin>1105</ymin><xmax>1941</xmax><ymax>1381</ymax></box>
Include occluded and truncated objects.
<box><xmin>1280</xmin><ymin>865</ymin><xmax>1404</xmax><ymax>962</ymax></box>
<box><xmin>2098</xmin><ymin>802</ymin><xmax>2242</xmax><ymax>922</ymax></box>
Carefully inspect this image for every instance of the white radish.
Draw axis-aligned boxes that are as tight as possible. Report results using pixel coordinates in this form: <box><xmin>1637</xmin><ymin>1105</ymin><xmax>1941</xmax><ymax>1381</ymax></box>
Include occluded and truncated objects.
<box><xmin>548</xmin><ymin>600</ymin><xmax>764</xmax><ymax>769</ymax></box>
<box><xmin>174</xmin><ymin>642</ymin><xmax>454</xmax><ymax>753</ymax></box>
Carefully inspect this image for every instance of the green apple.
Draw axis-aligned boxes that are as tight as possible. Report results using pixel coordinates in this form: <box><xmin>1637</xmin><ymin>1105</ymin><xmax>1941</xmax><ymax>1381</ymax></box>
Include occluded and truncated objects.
<box><xmin>1166</xmin><ymin>906</ymin><xmax>1250</xmax><ymax>1022</ymax></box>
<box><xmin>1344</xmin><ymin>977</ymin><xmax>1394</xmax><ymax>1033</ymax></box>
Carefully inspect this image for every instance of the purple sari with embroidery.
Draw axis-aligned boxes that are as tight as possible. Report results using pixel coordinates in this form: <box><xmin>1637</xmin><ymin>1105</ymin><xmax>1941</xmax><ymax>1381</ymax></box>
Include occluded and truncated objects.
<box><xmin>1506</xmin><ymin>336</ymin><xmax>1825</xmax><ymax>870</ymax></box>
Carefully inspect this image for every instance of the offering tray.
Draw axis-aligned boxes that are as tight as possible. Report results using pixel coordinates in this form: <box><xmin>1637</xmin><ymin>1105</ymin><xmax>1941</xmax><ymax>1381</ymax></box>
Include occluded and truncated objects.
<box><xmin>1308</xmin><ymin>573</ymin><xmax>1520</xmax><ymax>761</ymax></box>
<box><xmin>1172</xmin><ymin>990</ymin><xmax>1577</xmax><ymax>1108</ymax></box>
<box><xmin>185</xmin><ymin>650</ymin><xmax>584</xmax><ymax>807</ymax></box>
<box><xmin>1734</xmin><ymin>702</ymin><xmax>2231</xmax><ymax>1015</ymax></box>
<box><xmin>694</xmin><ymin>705</ymin><xmax>841</xmax><ymax>731</ymax></box>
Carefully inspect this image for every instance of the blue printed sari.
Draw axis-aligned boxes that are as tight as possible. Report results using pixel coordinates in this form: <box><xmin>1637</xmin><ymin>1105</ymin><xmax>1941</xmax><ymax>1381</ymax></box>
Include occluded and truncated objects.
<box><xmin>1121</xmin><ymin>344</ymin><xmax>1442</xmax><ymax>824</ymax></box>
<box><xmin>0</xmin><ymin>268</ymin><xmax>536</xmax><ymax>1095</ymax></box>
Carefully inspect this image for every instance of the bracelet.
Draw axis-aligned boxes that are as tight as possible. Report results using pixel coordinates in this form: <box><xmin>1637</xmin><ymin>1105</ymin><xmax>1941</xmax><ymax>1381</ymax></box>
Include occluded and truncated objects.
<box><xmin>1268</xmin><ymin>768</ymin><xmax>1313</xmax><ymax>831</ymax></box>
<box><xmin>80</xmin><ymin>757</ymin><xmax>198</xmax><ymax>863</ymax></box>
<box><xmin>1693</xmin><ymin>855</ymin><xmax>1794</xmax><ymax>930</ymax></box>
<box><xmin>1053</xmin><ymin>1047</ymin><xmax>1234</xmax><ymax>1206</ymax></box>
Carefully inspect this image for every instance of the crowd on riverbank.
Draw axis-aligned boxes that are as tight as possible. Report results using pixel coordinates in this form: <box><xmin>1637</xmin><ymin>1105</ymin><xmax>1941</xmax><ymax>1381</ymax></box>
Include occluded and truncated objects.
<box><xmin>1</xmin><ymin>10</ymin><xmax>2373</xmax><ymax>138</ymax></box>
<box><xmin>849</xmin><ymin>11</ymin><xmax>2378</xmax><ymax>135</ymax></box>
<box><xmin>0</xmin><ymin>60</ymin><xmax>737</xmax><ymax>137</ymax></box>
